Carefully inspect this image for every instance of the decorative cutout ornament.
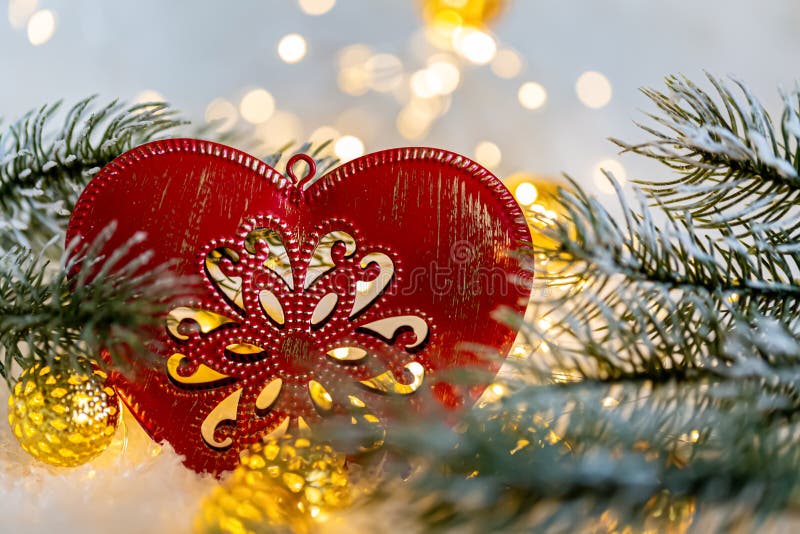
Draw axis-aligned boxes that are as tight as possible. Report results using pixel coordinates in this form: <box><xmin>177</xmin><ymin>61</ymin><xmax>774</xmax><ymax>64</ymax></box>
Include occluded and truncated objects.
<box><xmin>66</xmin><ymin>140</ymin><xmax>532</xmax><ymax>474</ymax></box>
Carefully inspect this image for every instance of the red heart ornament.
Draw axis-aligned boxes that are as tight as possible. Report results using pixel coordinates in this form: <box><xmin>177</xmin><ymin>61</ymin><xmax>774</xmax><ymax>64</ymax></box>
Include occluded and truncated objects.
<box><xmin>66</xmin><ymin>140</ymin><xmax>532</xmax><ymax>474</ymax></box>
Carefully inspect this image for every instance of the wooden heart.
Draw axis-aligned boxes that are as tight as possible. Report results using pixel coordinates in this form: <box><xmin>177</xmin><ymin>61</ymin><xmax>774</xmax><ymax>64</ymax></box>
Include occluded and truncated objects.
<box><xmin>67</xmin><ymin>139</ymin><xmax>532</xmax><ymax>474</ymax></box>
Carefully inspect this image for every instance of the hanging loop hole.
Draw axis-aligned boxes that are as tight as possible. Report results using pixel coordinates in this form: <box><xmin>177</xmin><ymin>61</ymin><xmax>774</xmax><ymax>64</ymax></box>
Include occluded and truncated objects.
<box><xmin>286</xmin><ymin>153</ymin><xmax>316</xmax><ymax>189</ymax></box>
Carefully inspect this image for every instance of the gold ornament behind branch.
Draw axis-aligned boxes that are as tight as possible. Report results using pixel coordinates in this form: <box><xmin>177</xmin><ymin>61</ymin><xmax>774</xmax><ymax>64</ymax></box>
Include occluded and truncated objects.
<box><xmin>7</xmin><ymin>359</ymin><xmax>121</xmax><ymax>467</ymax></box>
<box><xmin>420</xmin><ymin>0</ymin><xmax>507</xmax><ymax>59</ymax></box>
<box><xmin>504</xmin><ymin>172</ymin><xmax>577</xmax><ymax>283</ymax></box>
<box><xmin>195</xmin><ymin>435</ymin><xmax>351</xmax><ymax>534</ymax></box>
<box><xmin>504</xmin><ymin>173</ymin><xmax>579</xmax><ymax>369</ymax></box>
<box><xmin>421</xmin><ymin>0</ymin><xmax>506</xmax><ymax>30</ymax></box>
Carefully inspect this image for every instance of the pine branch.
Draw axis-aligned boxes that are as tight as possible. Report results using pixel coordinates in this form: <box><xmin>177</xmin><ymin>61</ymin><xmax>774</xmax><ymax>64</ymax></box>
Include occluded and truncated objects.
<box><xmin>514</xmin><ymin>177</ymin><xmax>800</xmax><ymax>381</ymax></box>
<box><xmin>0</xmin><ymin>97</ymin><xmax>338</xmax><ymax>383</ymax></box>
<box><xmin>613</xmin><ymin>74</ymin><xmax>800</xmax><ymax>234</ymax></box>
<box><xmin>364</xmin><ymin>364</ymin><xmax>800</xmax><ymax>532</ymax></box>
<box><xmin>0</xmin><ymin>226</ymin><xmax>182</xmax><ymax>382</ymax></box>
<box><xmin>343</xmin><ymin>74</ymin><xmax>800</xmax><ymax>533</ymax></box>
<box><xmin>0</xmin><ymin>97</ymin><xmax>184</xmax><ymax>252</ymax></box>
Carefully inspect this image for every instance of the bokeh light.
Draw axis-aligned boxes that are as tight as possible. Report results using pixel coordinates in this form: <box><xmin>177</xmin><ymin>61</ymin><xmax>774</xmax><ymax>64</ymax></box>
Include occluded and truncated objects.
<box><xmin>334</xmin><ymin>135</ymin><xmax>365</xmax><ymax>161</ymax></box>
<box><xmin>8</xmin><ymin>0</ymin><xmax>37</xmax><ymax>29</ymax></box>
<box><xmin>474</xmin><ymin>141</ymin><xmax>502</xmax><ymax>169</ymax></box>
<box><xmin>297</xmin><ymin>0</ymin><xmax>335</xmax><ymax>16</ymax></box>
<box><xmin>396</xmin><ymin>99</ymin><xmax>442</xmax><ymax>140</ymax></box>
<box><xmin>514</xmin><ymin>182</ymin><xmax>538</xmax><ymax>206</ymax></box>
<box><xmin>337</xmin><ymin>44</ymin><xmax>372</xmax><ymax>96</ymax></box>
<box><xmin>396</xmin><ymin>106</ymin><xmax>431</xmax><ymax>141</ymax></box>
<box><xmin>134</xmin><ymin>90</ymin><xmax>166</xmax><ymax>104</ymax></box>
<box><xmin>410</xmin><ymin>58</ymin><xmax>461</xmax><ymax>100</ymax></box>
<box><xmin>364</xmin><ymin>53</ymin><xmax>404</xmax><ymax>93</ymax></box>
<box><xmin>410</xmin><ymin>69</ymin><xmax>438</xmax><ymax>99</ymax></box>
<box><xmin>205</xmin><ymin>97</ymin><xmax>238</xmax><ymax>133</ymax></box>
<box><xmin>338</xmin><ymin>67</ymin><xmax>370</xmax><ymax>96</ymax></box>
<box><xmin>278</xmin><ymin>33</ymin><xmax>307</xmax><ymax>64</ymax></box>
<box><xmin>427</xmin><ymin>58</ymin><xmax>461</xmax><ymax>94</ymax></box>
<box><xmin>27</xmin><ymin>9</ymin><xmax>55</xmax><ymax>46</ymax></box>
<box><xmin>576</xmin><ymin>71</ymin><xmax>612</xmax><ymax>109</ymax></box>
<box><xmin>396</xmin><ymin>93</ymin><xmax>451</xmax><ymax>140</ymax></box>
<box><xmin>421</xmin><ymin>0</ymin><xmax>506</xmax><ymax>30</ymax></box>
<box><xmin>593</xmin><ymin>158</ymin><xmax>627</xmax><ymax>194</ymax></box>
<box><xmin>453</xmin><ymin>28</ymin><xmax>496</xmax><ymax>65</ymax></box>
<box><xmin>337</xmin><ymin>44</ymin><xmax>372</xmax><ymax>69</ymax></box>
<box><xmin>310</xmin><ymin>125</ymin><xmax>340</xmax><ymax>147</ymax></box>
<box><xmin>491</xmin><ymin>48</ymin><xmax>523</xmax><ymax>79</ymax></box>
<box><xmin>336</xmin><ymin>107</ymin><xmax>377</xmax><ymax>141</ymax></box>
<box><xmin>240</xmin><ymin>89</ymin><xmax>275</xmax><ymax>124</ymax></box>
<box><xmin>517</xmin><ymin>82</ymin><xmax>547</xmax><ymax>110</ymax></box>
<box><xmin>256</xmin><ymin>110</ymin><xmax>304</xmax><ymax>151</ymax></box>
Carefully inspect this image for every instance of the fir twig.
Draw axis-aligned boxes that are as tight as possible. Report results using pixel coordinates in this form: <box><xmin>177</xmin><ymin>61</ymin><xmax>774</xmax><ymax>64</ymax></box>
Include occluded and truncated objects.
<box><xmin>613</xmin><ymin>74</ymin><xmax>800</xmax><ymax>234</ymax></box>
<box><xmin>368</xmin><ymin>372</ymin><xmax>800</xmax><ymax>533</ymax></box>
<box><xmin>0</xmin><ymin>97</ymin><xmax>183</xmax><ymax>252</ymax></box>
<box><xmin>516</xmin><ymin>175</ymin><xmax>800</xmax><ymax>381</ymax></box>
<box><xmin>348</xmin><ymin>75</ymin><xmax>800</xmax><ymax>532</ymax></box>
<box><xmin>0</xmin><ymin>226</ymin><xmax>182</xmax><ymax>382</ymax></box>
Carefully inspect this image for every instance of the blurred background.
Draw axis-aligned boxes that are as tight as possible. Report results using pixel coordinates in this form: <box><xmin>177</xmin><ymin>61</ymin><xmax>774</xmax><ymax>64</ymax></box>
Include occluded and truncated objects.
<box><xmin>1</xmin><ymin>0</ymin><xmax>799</xmax><ymax>197</ymax></box>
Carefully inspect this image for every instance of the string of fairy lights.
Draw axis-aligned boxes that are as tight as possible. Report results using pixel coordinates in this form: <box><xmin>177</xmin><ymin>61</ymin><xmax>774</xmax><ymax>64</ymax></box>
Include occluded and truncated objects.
<box><xmin>6</xmin><ymin>0</ymin><xmax>629</xmax><ymax>199</ymax></box>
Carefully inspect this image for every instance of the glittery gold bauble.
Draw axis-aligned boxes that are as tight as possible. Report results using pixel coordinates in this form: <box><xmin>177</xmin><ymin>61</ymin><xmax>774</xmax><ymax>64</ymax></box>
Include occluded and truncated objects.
<box><xmin>504</xmin><ymin>173</ymin><xmax>578</xmax><ymax>282</ymax></box>
<box><xmin>504</xmin><ymin>173</ymin><xmax>571</xmax><ymax>242</ymax></box>
<box><xmin>592</xmin><ymin>491</ymin><xmax>695</xmax><ymax>534</ymax></box>
<box><xmin>195</xmin><ymin>435</ymin><xmax>351</xmax><ymax>534</ymax></box>
<box><xmin>422</xmin><ymin>0</ymin><xmax>507</xmax><ymax>30</ymax></box>
<box><xmin>7</xmin><ymin>359</ymin><xmax>121</xmax><ymax>467</ymax></box>
<box><xmin>642</xmin><ymin>490</ymin><xmax>695</xmax><ymax>534</ymax></box>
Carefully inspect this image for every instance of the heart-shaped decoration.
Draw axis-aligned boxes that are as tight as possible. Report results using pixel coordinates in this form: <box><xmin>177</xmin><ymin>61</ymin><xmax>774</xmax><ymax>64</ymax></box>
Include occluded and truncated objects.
<box><xmin>67</xmin><ymin>139</ymin><xmax>532</xmax><ymax>474</ymax></box>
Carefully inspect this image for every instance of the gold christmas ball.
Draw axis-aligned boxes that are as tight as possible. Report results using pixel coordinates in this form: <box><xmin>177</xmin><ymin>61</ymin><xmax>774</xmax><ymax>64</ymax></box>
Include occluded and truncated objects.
<box><xmin>422</xmin><ymin>0</ymin><xmax>507</xmax><ymax>30</ymax></box>
<box><xmin>592</xmin><ymin>490</ymin><xmax>695</xmax><ymax>534</ymax></box>
<box><xmin>642</xmin><ymin>490</ymin><xmax>695</xmax><ymax>534</ymax></box>
<box><xmin>504</xmin><ymin>172</ymin><xmax>575</xmax><ymax>254</ymax></box>
<box><xmin>195</xmin><ymin>435</ymin><xmax>351</xmax><ymax>534</ymax></box>
<box><xmin>7</xmin><ymin>359</ymin><xmax>121</xmax><ymax>467</ymax></box>
<box><xmin>504</xmin><ymin>172</ymin><xmax>580</xmax><ymax>298</ymax></box>
<box><xmin>504</xmin><ymin>172</ymin><xmax>568</xmax><ymax>227</ymax></box>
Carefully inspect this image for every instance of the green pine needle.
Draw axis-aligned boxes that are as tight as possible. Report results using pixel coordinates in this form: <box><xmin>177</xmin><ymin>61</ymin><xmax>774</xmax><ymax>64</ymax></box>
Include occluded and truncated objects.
<box><xmin>0</xmin><ymin>97</ymin><xmax>184</xmax><ymax>252</ymax></box>
<box><xmin>0</xmin><ymin>226</ymin><xmax>183</xmax><ymax>382</ymax></box>
<box><xmin>613</xmin><ymin>74</ymin><xmax>800</xmax><ymax>235</ymax></box>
